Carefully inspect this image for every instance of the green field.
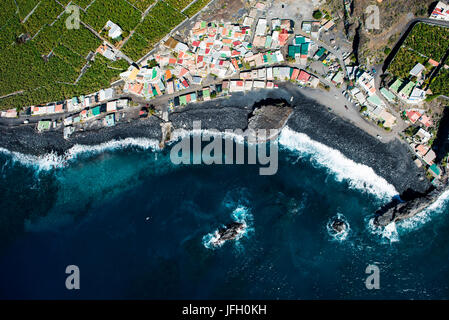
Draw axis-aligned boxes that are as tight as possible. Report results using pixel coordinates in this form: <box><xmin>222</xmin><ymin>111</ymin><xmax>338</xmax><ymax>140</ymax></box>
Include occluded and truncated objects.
<box><xmin>16</xmin><ymin>0</ymin><xmax>41</xmax><ymax>21</ymax></box>
<box><xmin>83</xmin><ymin>0</ymin><xmax>142</xmax><ymax>32</ymax></box>
<box><xmin>130</xmin><ymin>0</ymin><xmax>157</xmax><ymax>11</ymax></box>
<box><xmin>388</xmin><ymin>46</ymin><xmax>428</xmax><ymax>79</ymax></box>
<box><xmin>147</xmin><ymin>1</ymin><xmax>186</xmax><ymax>29</ymax></box>
<box><xmin>164</xmin><ymin>0</ymin><xmax>195</xmax><ymax>11</ymax></box>
<box><xmin>183</xmin><ymin>0</ymin><xmax>210</xmax><ymax>17</ymax></box>
<box><xmin>0</xmin><ymin>8</ymin><xmax>126</xmax><ymax>110</ymax></box>
<box><xmin>0</xmin><ymin>0</ymin><xmax>208</xmax><ymax>110</ymax></box>
<box><xmin>430</xmin><ymin>68</ymin><xmax>449</xmax><ymax>97</ymax></box>
<box><xmin>73</xmin><ymin>0</ymin><xmax>93</xmax><ymax>9</ymax></box>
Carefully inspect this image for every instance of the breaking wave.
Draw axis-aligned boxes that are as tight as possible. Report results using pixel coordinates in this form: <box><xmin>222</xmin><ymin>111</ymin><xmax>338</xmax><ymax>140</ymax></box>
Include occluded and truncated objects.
<box><xmin>278</xmin><ymin>126</ymin><xmax>398</xmax><ymax>200</ymax></box>
<box><xmin>367</xmin><ymin>218</ymin><xmax>400</xmax><ymax>243</ymax></box>
<box><xmin>0</xmin><ymin>138</ymin><xmax>160</xmax><ymax>171</ymax></box>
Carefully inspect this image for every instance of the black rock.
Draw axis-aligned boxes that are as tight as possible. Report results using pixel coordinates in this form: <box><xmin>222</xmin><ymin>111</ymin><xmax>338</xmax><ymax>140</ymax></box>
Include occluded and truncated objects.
<box><xmin>331</xmin><ymin>219</ymin><xmax>347</xmax><ymax>233</ymax></box>
<box><xmin>216</xmin><ymin>222</ymin><xmax>245</xmax><ymax>242</ymax></box>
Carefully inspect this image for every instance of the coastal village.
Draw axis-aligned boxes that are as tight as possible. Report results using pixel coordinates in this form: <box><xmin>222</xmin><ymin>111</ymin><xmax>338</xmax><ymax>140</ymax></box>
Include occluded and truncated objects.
<box><xmin>1</xmin><ymin>0</ymin><xmax>449</xmax><ymax>186</ymax></box>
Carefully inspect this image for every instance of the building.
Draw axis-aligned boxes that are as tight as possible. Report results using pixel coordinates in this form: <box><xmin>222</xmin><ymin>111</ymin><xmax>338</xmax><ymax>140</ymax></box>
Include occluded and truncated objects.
<box><xmin>409</xmin><ymin>63</ymin><xmax>425</xmax><ymax>78</ymax></box>
<box><xmin>380</xmin><ymin>88</ymin><xmax>396</xmax><ymax>103</ymax></box>
<box><xmin>423</xmin><ymin>149</ymin><xmax>437</xmax><ymax>165</ymax></box>
<box><xmin>105</xmin><ymin>21</ymin><xmax>123</xmax><ymax>39</ymax></box>
<box><xmin>99</xmin><ymin>88</ymin><xmax>114</xmax><ymax>101</ymax></box>
<box><xmin>255</xmin><ymin>18</ymin><xmax>267</xmax><ymax>36</ymax></box>
<box><xmin>430</xmin><ymin>1</ymin><xmax>449</xmax><ymax>21</ymax></box>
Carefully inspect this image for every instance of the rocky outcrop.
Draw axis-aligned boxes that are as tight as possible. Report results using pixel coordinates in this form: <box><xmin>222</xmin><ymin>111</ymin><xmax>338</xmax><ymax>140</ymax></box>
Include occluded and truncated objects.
<box><xmin>374</xmin><ymin>181</ymin><xmax>448</xmax><ymax>227</ymax></box>
<box><xmin>216</xmin><ymin>222</ymin><xmax>245</xmax><ymax>243</ymax></box>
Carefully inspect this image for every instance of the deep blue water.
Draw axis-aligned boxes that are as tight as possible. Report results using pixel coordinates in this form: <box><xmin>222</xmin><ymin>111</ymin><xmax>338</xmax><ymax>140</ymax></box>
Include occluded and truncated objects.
<box><xmin>1</xmin><ymin>130</ymin><xmax>449</xmax><ymax>299</ymax></box>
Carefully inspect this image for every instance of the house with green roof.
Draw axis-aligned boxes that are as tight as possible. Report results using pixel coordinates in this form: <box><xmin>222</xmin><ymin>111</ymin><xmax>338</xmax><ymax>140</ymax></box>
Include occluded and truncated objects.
<box><xmin>429</xmin><ymin>164</ymin><xmax>441</xmax><ymax>179</ymax></box>
<box><xmin>314</xmin><ymin>47</ymin><xmax>326</xmax><ymax>59</ymax></box>
<box><xmin>390</xmin><ymin>78</ymin><xmax>403</xmax><ymax>93</ymax></box>
<box><xmin>288</xmin><ymin>45</ymin><xmax>301</xmax><ymax>58</ymax></box>
<box><xmin>380</xmin><ymin>88</ymin><xmax>396</xmax><ymax>102</ymax></box>
<box><xmin>92</xmin><ymin>106</ymin><xmax>101</xmax><ymax>116</ymax></box>
<box><xmin>294</xmin><ymin>36</ymin><xmax>306</xmax><ymax>45</ymax></box>
<box><xmin>37</xmin><ymin>120</ymin><xmax>51</xmax><ymax>132</ymax></box>
<box><xmin>367</xmin><ymin>94</ymin><xmax>384</xmax><ymax>107</ymax></box>
<box><xmin>179</xmin><ymin>95</ymin><xmax>187</xmax><ymax>106</ymax></box>
<box><xmin>399</xmin><ymin>81</ymin><xmax>416</xmax><ymax>99</ymax></box>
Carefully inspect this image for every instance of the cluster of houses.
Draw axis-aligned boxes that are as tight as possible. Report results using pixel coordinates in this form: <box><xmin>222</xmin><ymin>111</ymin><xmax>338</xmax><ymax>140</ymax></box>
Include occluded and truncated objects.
<box><xmin>301</xmin><ymin>17</ymin><xmax>335</xmax><ymax>40</ymax></box>
<box><xmin>252</xmin><ymin>18</ymin><xmax>293</xmax><ymax>49</ymax></box>
<box><xmin>120</xmin><ymin>16</ymin><xmax>295</xmax><ymax>101</ymax></box>
<box><xmin>23</xmin><ymin>87</ymin><xmax>130</xmax><ymax>138</ymax></box>
<box><xmin>383</xmin><ymin>59</ymin><xmax>444</xmax><ymax>105</ymax></box>
<box><xmin>403</xmin><ymin>108</ymin><xmax>441</xmax><ymax>181</ymax></box>
<box><xmin>430</xmin><ymin>1</ymin><xmax>449</xmax><ymax>21</ymax></box>
<box><xmin>344</xmin><ymin>66</ymin><xmax>397</xmax><ymax>128</ymax></box>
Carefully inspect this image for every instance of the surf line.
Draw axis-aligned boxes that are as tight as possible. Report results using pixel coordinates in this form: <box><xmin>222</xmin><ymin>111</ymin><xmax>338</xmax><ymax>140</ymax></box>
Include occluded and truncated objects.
<box><xmin>169</xmin><ymin>120</ymin><xmax>279</xmax><ymax>175</ymax></box>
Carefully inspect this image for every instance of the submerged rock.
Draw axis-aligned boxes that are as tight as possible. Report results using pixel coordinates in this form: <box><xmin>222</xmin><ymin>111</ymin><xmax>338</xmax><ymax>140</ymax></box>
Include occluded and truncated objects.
<box><xmin>216</xmin><ymin>222</ymin><xmax>245</xmax><ymax>242</ymax></box>
<box><xmin>331</xmin><ymin>218</ymin><xmax>348</xmax><ymax>233</ymax></box>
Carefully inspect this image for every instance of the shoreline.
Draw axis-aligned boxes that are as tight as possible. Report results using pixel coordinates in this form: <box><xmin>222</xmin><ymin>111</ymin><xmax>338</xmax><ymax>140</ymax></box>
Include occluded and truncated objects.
<box><xmin>0</xmin><ymin>85</ymin><xmax>431</xmax><ymax>198</ymax></box>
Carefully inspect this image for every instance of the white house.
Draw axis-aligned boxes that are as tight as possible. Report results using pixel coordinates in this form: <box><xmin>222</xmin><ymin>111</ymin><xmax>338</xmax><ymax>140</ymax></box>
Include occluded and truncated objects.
<box><xmin>106</xmin><ymin>21</ymin><xmax>123</xmax><ymax>39</ymax></box>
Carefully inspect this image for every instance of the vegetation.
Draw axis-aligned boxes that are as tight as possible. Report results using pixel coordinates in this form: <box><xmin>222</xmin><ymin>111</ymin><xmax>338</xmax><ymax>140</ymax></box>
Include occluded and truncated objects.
<box><xmin>0</xmin><ymin>0</ymin><xmax>202</xmax><ymax>110</ymax></box>
<box><xmin>23</xmin><ymin>0</ymin><xmax>63</xmax><ymax>36</ymax></box>
<box><xmin>74</xmin><ymin>0</ymin><xmax>94</xmax><ymax>9</ymax></box>
<box><xmin>0</xmin><ymin>16</ymin><xmax>25</xmax><ymax>50</ymax></box>
<box><xmin>130</xmin><ymin>0</ymin><xmax>156</xmax><ymax>11</ymax></box>
<box><xmin>313</xmin><ymin>10</ymin><xmax>323</xmax><ymax>20</ymax></box>
<box><xmin>0</xmin><ymin>0</ymin><xmax>17</xmax><ymax>26</ymax></box>
<box><xmin>404</xmin><ymin>125</ymin><xmax>419</xmax><ymax>136</ymax></box>
<box><xmin>83</xmin><ymin>0</ymin><xmax>141</xmax><ymax>32</ymax></box>
<box><xmin>122</xmin><ymin>14</ymin><xmax>169</xmax><ymax>61</ymax></box>
<box><xmin>430</xmin><ymin>68</ymin><xmax>449</xmax><ymax>97</ymax></box>
<box><xmin>0</xmin><ymin>6</ymin><xmax>116</xmax><ymax>110</ymax></box>
<box><xmin>183</xmin><ymin>0</ymin><xmax>210</xmax><ymax>17</ymax></box>
<box><xmin>121</xmin><ymin>32</ymin><xmax>152</xmax><ymax>61</ymax></box>
<box><xmin>148</xmin><ymin>1</ymin><xmax>186</xmax><ymax>29</ymax></box>
<box><xmin>388</xmin><ymin>46</ymin><xmax>427</xmax><ymax>79</ymax></box>
<box><xmin>0</xmin><ymin>55</ymin><xmax>123</xmax><ymax>110</ymax></box>
<box><xmin>164</xmin><ymin>0</ymin><xmax>195</xmax><ymax>11</ymax></box>
<box><xmin>53</xmin><ymin>45</ymin><xmax>86</xmax><ymax>72</ymax></box>
<box><xmin>15</xmin><ymin>0</ymin><xmax>41</xmax><ymax>20</ymax></box>
<box><xmin>404</xmin><ymin>23</ymin><xmax>449</xmax><ymax>62</ymax></box>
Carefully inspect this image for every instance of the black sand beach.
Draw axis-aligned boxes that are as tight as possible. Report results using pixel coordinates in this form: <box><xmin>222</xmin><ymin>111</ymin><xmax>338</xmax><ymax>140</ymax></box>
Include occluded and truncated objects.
<box><xmin>0</xmin><ymin>85</ymin><xmax>430</xmax><ymax>195</ymax></box>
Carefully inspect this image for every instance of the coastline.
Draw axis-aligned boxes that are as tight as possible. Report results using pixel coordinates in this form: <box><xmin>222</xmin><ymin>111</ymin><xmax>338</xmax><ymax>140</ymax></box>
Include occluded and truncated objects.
<box><xmin>0</xmin><ymin>85</ymin><xmax>430</xmax><ymax>197</ymax></box>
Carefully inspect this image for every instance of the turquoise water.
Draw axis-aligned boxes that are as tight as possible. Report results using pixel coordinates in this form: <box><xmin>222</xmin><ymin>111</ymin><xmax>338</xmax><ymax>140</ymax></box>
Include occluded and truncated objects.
<box><xmin>0</xmin><ymin>129</ymin><xmax>449</xmax><ymax>299</ymax></box>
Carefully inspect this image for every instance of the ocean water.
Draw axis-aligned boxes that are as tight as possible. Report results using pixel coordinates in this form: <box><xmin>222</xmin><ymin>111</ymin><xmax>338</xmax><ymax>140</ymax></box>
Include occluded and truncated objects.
<box><xmin>1</xmin><ymin>127</ymin><xmax>449</xmax><ymax>299</ymax></box>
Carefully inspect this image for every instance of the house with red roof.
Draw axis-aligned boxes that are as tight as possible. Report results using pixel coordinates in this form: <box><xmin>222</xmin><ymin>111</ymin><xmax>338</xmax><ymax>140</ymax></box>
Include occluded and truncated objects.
<box><xmin>297</xmin><ymin>70</ymin><xmax>311</xmax><ymax>83</ymax></box>
<box><xmin>406</xmin><ymin>110</ymin><xmax>422</xmax><ymax>123</ymax></box>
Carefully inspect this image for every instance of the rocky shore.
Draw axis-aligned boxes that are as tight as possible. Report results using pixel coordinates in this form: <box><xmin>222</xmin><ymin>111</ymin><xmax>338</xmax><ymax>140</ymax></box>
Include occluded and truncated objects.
<box><xmin>374</xmin><ymin>180</ymin><xmax>448</xmax><ymax>227</ymax></box>
<box><xmin>0</xmin><ymin>84</ymin><xmax>438</xmax><ymax>225</ymax></box>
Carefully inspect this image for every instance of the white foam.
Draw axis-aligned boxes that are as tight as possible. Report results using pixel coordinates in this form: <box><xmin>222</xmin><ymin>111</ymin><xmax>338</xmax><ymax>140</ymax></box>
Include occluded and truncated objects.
<box><xmin>278</xmin><ymin>126</ymin><xmax>398</xmax><ymax>200</ymax></box>
<box><xmin>367</xmin><ymin>217</ymin><xmax>400</xmax><ymax>243</ymax></box>
<box><xmin>0</xmin><ymin>137</ymin><xmax>160</xmax><ymax>171</ymax></box>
